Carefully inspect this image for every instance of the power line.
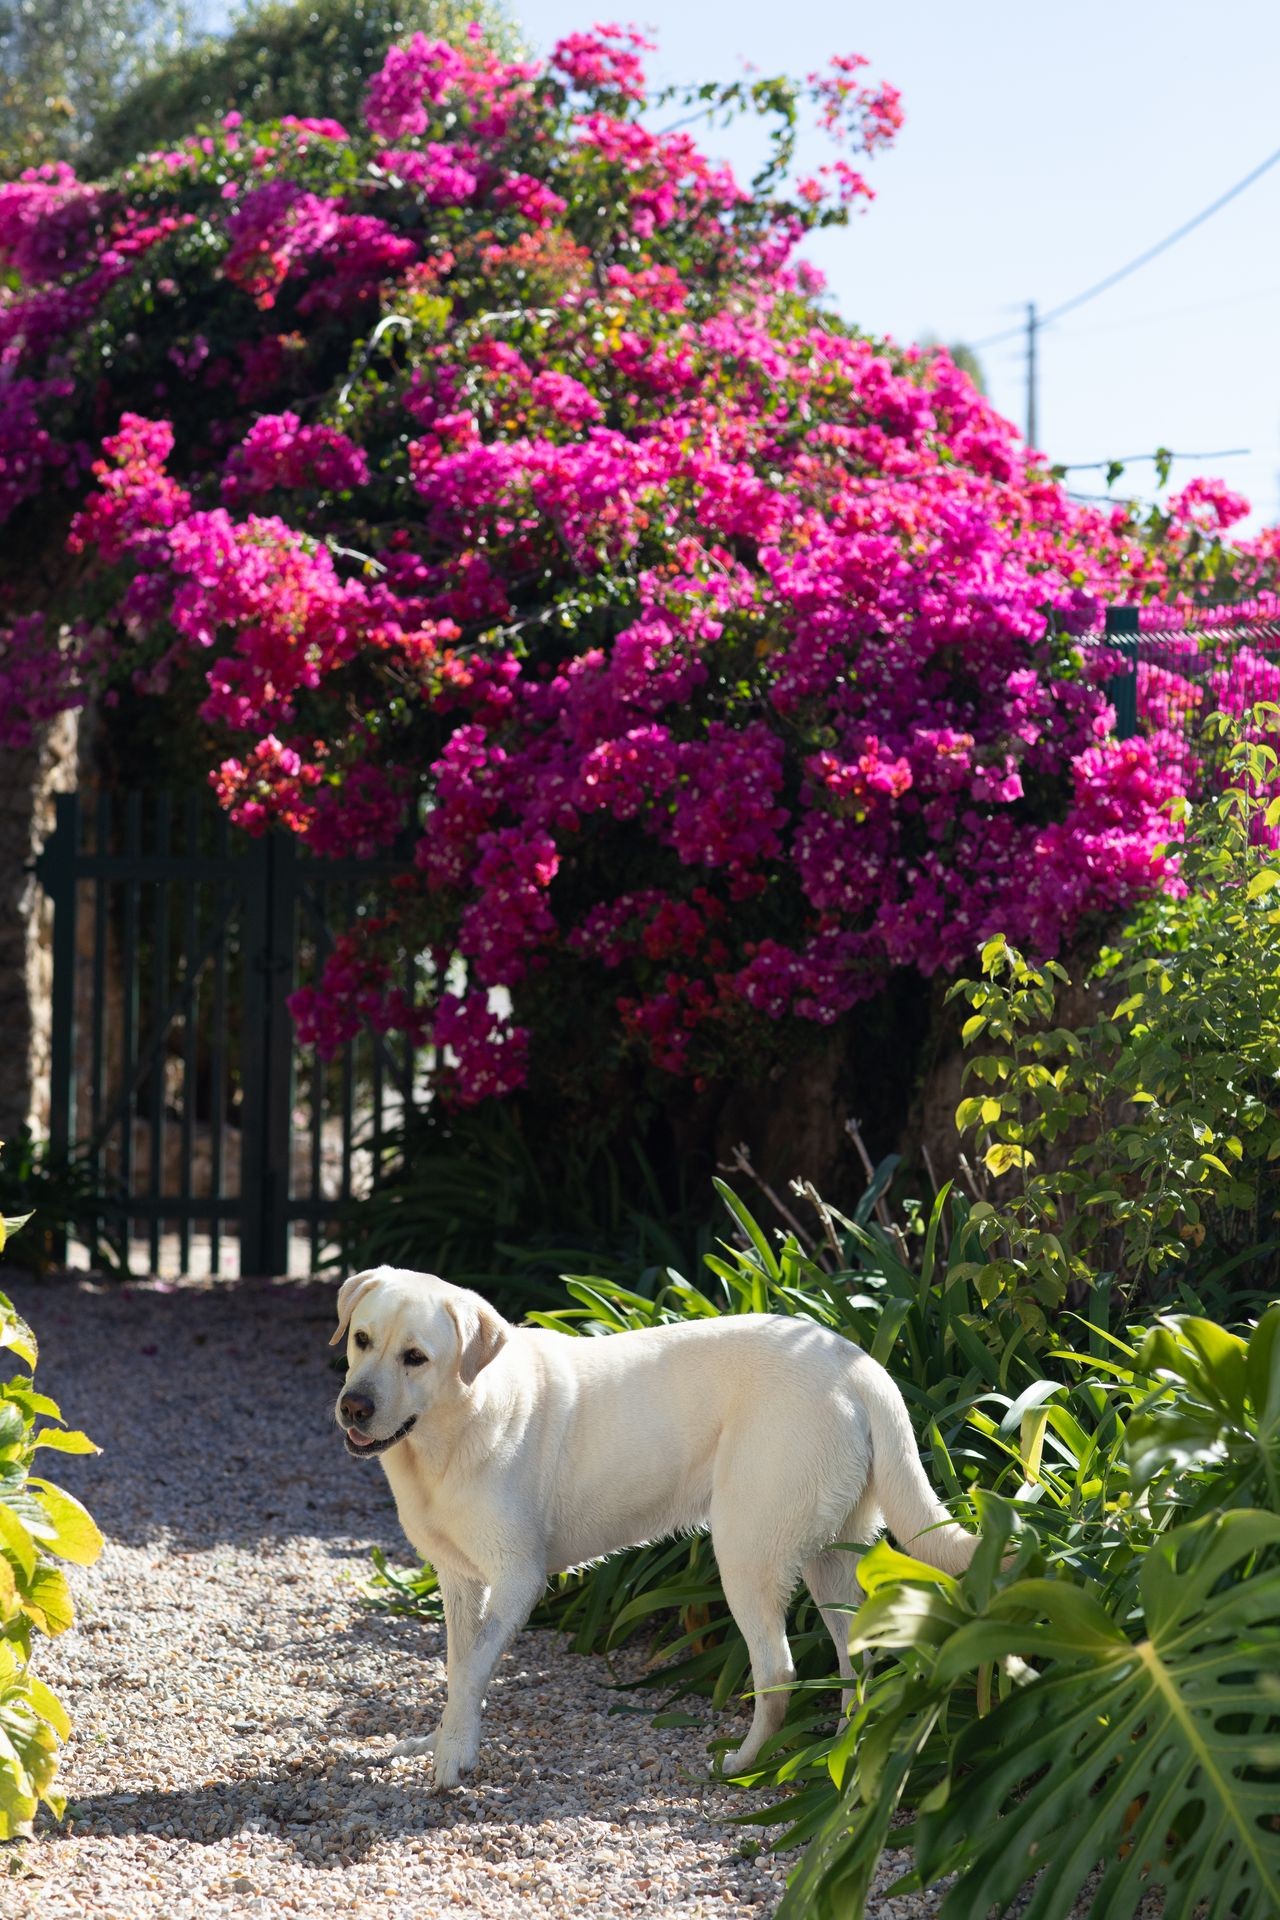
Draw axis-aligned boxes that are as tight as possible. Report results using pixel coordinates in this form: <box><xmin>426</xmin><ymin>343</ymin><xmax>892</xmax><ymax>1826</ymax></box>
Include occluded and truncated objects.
<box><xmin>1048</xmin><ymin>280</ymin><xmax>1280</xmax><ymax>341</ymax></box>
<box><xmin>1058</xmin><ymin>448</ymin><xmax>1250</xmax><ymax>472</ymax></box>
<box><xmin>968</xmin><ymin>141</ymin><xmax>1280</xmax><ymax>352</ymax></box>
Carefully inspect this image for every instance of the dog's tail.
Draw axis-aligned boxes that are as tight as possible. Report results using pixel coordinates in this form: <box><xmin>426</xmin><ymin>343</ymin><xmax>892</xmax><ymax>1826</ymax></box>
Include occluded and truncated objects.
<box><xmin>858</xmin><ymin>1357</ymin><xmax>976</xmax><ymax>1576</ymax></box>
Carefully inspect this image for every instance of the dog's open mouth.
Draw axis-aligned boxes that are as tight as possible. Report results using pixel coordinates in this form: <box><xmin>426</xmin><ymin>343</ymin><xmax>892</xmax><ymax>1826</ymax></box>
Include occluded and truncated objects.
<box><xmin>344</xmin><ymin>1415</ymin><xmax>417</xmax><ymax>1458</ymax></box>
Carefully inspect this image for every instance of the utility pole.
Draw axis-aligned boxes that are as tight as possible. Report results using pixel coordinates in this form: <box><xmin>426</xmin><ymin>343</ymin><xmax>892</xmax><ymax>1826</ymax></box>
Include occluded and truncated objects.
<box><xmin>1026</xmin><ymin>300</ymin><xmax>1039</xmax><ymax>450</ymax></box>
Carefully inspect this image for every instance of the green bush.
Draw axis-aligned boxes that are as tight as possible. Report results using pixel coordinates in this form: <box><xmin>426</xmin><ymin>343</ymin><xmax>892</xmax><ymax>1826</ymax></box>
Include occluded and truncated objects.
<box><xmin>949</xmin><ymin>715</ymin><xmax>1280</xmax><ymax>1315</ymax></box>
<box><xmin>777</xmin><ymin>1307</ymin><xmax>1280</xmax><ymax>1919</ymax></box>
<box><xmin>0</xmin><ymin>1199</ymin><xmax>103</xmax><ymax>1838</ymax></box>
<box><xmin>86</xmin><ymin>0</ymin><xmax>522</xmax><ymax>173</ymax></box>
<box><xmin>0</xmin><ymin>0</ymin><xmax>191</xmax><ymax>172</ymax></box>
<box><xmin>0</xmin><ymin>1129</ymin><xmax>126</xmax><ymax>1279</ymax></box>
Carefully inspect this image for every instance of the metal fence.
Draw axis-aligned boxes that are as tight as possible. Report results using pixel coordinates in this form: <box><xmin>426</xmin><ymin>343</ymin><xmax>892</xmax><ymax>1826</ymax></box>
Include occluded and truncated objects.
<box><xmin>36</xmin><ymin>790</ymin><xmax>425</xmax><ymax>1277</ymax></box>
<box><xmin>1095</xmin><ymin>597</ymin><xmax>1280</xmax><ymax>780</ymax></box>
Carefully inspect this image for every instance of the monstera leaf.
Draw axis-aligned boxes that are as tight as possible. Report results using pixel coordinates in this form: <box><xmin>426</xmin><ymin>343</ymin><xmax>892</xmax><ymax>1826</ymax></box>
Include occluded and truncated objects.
<box><xmin>1126</xmin><ymin>1308</ymin><xmax>1280</xmax><ymax>1516</ymax></box>
<box><xmin>915</xmin><ymin>1510</ymin><xmax>1280</xmax><ymax>1919</ymax></box>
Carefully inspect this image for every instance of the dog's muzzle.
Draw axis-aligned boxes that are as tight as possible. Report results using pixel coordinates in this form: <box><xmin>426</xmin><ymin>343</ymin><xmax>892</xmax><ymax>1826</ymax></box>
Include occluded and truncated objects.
<box><xmin>343</xmin><ymin>1415</ymin><xmax>417</xmax><ymax>1459</ymax></box>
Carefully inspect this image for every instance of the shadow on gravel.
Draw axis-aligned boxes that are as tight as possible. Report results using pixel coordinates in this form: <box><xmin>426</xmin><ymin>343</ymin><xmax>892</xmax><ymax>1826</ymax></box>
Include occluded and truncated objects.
<box><xmin>5</xmin><ymin>1274</ymin><xmax>401</xmax><ymax>1550</ymax></box>
<box><xmin>50</xmin><ymin>1751</ymin><xmax>733</xmax><ymax>1869</ymax></box>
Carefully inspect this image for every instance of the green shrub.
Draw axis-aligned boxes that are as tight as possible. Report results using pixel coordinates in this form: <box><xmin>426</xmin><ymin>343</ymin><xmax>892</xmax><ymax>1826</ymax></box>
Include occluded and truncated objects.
<box><xmin>949</xmin><ymin>715</ymin><xmax>1280</xmax><ymax>1315</ymax></box>
<box><xmin>0</xmin><ymin>1188</ymin><xmax>103</xmax><ymax>1838</ymax></box>
<box><xmin>777</xmin><ymin>1307</ymin><xmax>1280</xmax><ymax>1919</ymax></box>
<box><xmin>0</xmin><ymin>1129</ymin><xmax>126</xmax><ymax>1279</ymax></box>
<box><xmin>86</xmin><ymin>0</ymin><xmax>522</xmax><ymax>173</ymax></box>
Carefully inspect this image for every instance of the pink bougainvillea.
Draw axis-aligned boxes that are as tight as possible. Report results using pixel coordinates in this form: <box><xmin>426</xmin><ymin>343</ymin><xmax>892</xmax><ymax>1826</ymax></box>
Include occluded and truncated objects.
<box><xmin>2</xmin><ymin>24</ymin><xmax>1278</xmax><ymax>1103</ymax></box>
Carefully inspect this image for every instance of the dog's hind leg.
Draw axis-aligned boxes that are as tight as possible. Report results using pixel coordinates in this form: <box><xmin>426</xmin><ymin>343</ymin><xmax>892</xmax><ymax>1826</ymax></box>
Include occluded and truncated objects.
<box><xmin>711</xmin><ymin>1497</ymin><xmax>798</xmax><ymax>1775</ymax></box>
<box><xmin>804</xmin><ymin>1493</ymin><xmax>880</xmax><ymax>1720</ymax></box>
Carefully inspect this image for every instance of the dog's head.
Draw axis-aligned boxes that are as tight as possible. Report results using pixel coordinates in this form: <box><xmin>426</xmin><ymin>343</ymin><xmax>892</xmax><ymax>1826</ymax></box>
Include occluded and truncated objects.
<box><xmin>330</xmin><ymin>1266</ymin><xmax>508</xmax><ymax>1460</ymax></box>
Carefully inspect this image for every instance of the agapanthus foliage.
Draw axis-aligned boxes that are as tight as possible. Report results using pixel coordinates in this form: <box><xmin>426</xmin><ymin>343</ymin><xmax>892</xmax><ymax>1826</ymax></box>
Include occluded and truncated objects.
<box><xmin>3</xmin><ymin>22</ymin><xmax>1278</xmax><ymax>1105</ymax></box>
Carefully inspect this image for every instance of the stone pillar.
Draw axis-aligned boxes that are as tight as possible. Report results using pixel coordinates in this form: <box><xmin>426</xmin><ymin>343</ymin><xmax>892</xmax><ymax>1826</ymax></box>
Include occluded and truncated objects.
<box><xmin>0</xmin><ymin>710</ymin><xmax>81</xmax><ymax>1140</ymax></box>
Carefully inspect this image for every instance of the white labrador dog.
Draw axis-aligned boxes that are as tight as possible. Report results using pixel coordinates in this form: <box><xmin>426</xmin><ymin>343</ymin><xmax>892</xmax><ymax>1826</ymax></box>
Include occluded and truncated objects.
<box><xmin>332</xmin><ymin>1265</ymin><xmax>975</xmax><ymax>1786</ymax></box>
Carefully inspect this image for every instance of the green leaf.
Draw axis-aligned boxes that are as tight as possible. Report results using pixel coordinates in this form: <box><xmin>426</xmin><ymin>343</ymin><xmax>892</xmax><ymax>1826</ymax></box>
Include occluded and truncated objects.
<box><xmin>26</xmin><ymin>1482</ymin><xmax>104</xmax><ymax>1567</ymax></box>
<box><xmin>606</xmin><ymin>1581</ymin><xmax>725</xmax><ymax>1636</ymax></box>
<box><xmin>918</xmin><ymin>1513</ymin><xmax>1280</xmax><ymax>1919</ymax></box>
<box><xmin>0</xmin><ymin>1297</ymin><xmax>36</xmax><ymax>1369</ymax></box>
<box><xmin>857</xmin><ymin>1540</ymin><xmax>960</xmax><ymax>1595</ymax></box>
<box><xmin>23</xmin><ymin>1678</ymin><xmax>70</xmax><ymax>1743</ymax></box>
<box><xmin>22</xmin><ymin>1565</ymin><xmax>75</xmax><ymax>1636</ymax></box>
<box><xmin>30</xmin><ymin>1430</ymin><xmax>99</xmax><ymax>1457</ymax></box>
<box><xmin>712</xmin><ymin>1179</ymin><xmax>780</xmax><ymax>1285</ymax></box>
<box><xmin>0</xmin><ymin>1503</ymin><xmax>35</xmax><ymax>1581</ymax></box>
<box><xmin>1246</xmin><ymin>1305</ymin><xmax>1280</xmax><ymax>1429</ymax></box>
<box><xmin>984</xmin><ymin>1143</ymin><xmax>1033</xmax><ymax>1177</ymax></box>
<box><xmin>0</xmin><ymin>1215</ymin><xmax>32</xmax><ymax>1257</ymax></box>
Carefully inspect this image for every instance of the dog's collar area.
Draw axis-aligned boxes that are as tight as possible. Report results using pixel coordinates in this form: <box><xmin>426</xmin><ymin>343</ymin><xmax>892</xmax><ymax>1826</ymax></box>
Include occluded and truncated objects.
<box><xmin>344</xmin><ymin>1414</ymin><xmax>418</xmax><ymax>1458</ymax></box>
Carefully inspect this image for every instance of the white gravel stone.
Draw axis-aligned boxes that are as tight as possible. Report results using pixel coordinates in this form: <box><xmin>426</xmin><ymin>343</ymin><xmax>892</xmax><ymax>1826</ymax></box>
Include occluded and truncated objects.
<box><xmin>1</xmin><ymin>1274</ymin><xmax>1131</xmax><ymax>1920</ymax></box>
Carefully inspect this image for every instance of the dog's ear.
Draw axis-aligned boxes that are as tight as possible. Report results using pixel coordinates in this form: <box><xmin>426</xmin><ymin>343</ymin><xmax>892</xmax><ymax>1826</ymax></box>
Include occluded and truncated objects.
<box><xmin>330</xmin><ymin>1270</ymin><xmax>380</xmax><ymax>1347</ymax></box>
<box><xmin>446</xmin><ymin>1292</ymin><xmax>508</xmax><ymax>1386</ymax></box>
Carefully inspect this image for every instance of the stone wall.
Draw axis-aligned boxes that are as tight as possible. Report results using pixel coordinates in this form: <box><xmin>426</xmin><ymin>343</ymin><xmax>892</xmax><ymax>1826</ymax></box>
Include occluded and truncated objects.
<box><xmin>0</xmin><ymin>711</ymin><xmax>81</xmax><ymax>1139</ymax></box>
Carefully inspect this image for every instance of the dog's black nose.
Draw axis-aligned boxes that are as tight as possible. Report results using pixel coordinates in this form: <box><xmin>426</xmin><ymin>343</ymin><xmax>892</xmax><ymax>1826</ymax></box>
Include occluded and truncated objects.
<box><xmin>341</xmin><ymin>1391</ymin><xmax>375</xmax><ymax>1426</ymax></box>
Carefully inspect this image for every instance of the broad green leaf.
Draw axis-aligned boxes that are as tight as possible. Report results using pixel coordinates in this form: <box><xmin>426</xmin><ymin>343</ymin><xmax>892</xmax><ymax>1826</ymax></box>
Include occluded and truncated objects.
<box><xmin>1</xmin><ymin>1387</ymin><xmax>62</xmax><ymax>1423</ymax></box>
<box><xmin>857</xmin><ymin>1539</ymin><xmax>960</xmax><ymax>1595</ymax></box>
<box><xmin>918</xmin><ymin>1513</ymin><xmax>1280</xmax><ymax>1920</ymax></box>
<box><xmin>1246</xmin><ymin>1305</ymin><xmax>1280</xmax><ymax>1429</ymax></box>
<box><xmin>26</xmin><ymin>1482</ymin><xmax>103</xmax><ymax>1567</ymax></box>
<box><xmin>997</xmin><ymin>1377</ymin><xmax>1066</xmax><ymax>1436</ymax></box>
<box><xmin>23</xmin><ymin>1678</ymin><xmax>70</xmax><ymax>1742</ymax></box>
<box><xmin>0</xmin><ymin>1503</ymin><xmax>35</xmax><ymax>1581</ymax></box>
<box><xmin>23</xmin><ymin>1566</ymin><xmax>75</xmax><ymax>1636</ymax></box>
<box><xmin>984</xmin><ymin>1142</ymin><xmax>1033</xmax><ymax>1177</ymax></box>
<box><xmin>776</xmin><ymin>1699</ymin><xmax>942</xmax><ymax>1920</ymax></box>
<box><xmin>0</xmin><ymin>1756</ymin><xmax>36</xmax><ymax>1839</ymax></box>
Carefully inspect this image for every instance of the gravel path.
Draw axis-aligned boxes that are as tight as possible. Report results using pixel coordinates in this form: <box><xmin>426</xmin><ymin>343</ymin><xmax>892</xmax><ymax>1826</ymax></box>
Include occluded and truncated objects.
<box><xmin>2</xmin><ymin>1273</ymin><xmax>938</xmax><ymax>1920</ymax></box>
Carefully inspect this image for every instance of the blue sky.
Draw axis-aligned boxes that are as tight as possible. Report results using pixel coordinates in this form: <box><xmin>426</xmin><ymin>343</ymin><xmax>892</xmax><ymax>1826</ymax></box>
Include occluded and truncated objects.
<box><xmin>212</xmin><ymin>0</ymin><xmax>1280</xmax><ymax>530</ymax></box>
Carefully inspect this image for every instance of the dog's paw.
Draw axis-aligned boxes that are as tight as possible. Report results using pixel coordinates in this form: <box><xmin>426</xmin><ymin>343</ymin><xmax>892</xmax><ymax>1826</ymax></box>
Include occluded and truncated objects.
<box><xmin>431</xmin><ymin>1728</ymin><xmax>480</xmax><ymax>1788</ymax></box>
<box><xmin>719</xmin><ymin>1740</ymin><xmax>760</xmax><ymax>1778</ymax></box>
<box><xmin>386</xmin><ymin>1728</ymin><xmax>438</xmax><ymax>1761</ymax></box>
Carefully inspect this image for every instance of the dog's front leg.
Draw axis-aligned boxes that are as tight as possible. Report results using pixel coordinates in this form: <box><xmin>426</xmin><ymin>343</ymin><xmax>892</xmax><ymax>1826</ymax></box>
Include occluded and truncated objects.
<box><xmin>389</xmin><ymin>1572</ymin><xmax>484</xmax><ymax>1762</ymax></box>
<box><xmin>431</xmin><ymin>1558</ymin><xmax>546</xmax><ymax>1787</ymax></box>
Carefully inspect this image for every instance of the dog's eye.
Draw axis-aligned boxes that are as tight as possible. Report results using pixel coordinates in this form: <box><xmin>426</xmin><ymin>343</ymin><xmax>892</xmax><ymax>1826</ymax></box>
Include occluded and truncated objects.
<box><xmin>353</xmin><ymin>1330</ymin><xmax>371</xmax><ymax>1351</ymax></box>
<box><xmin>402</xmin><ymin>1348</ymin><xmax>429</xmax><ymax>1368</ymax></box>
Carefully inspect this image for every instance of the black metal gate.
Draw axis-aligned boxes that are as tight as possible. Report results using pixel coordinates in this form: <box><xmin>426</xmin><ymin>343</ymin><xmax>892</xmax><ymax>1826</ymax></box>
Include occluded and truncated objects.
<box><xmin>35</xmin><ymin>790</ymin><xmax>423</xmax><ymax>1277</ymax></box>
